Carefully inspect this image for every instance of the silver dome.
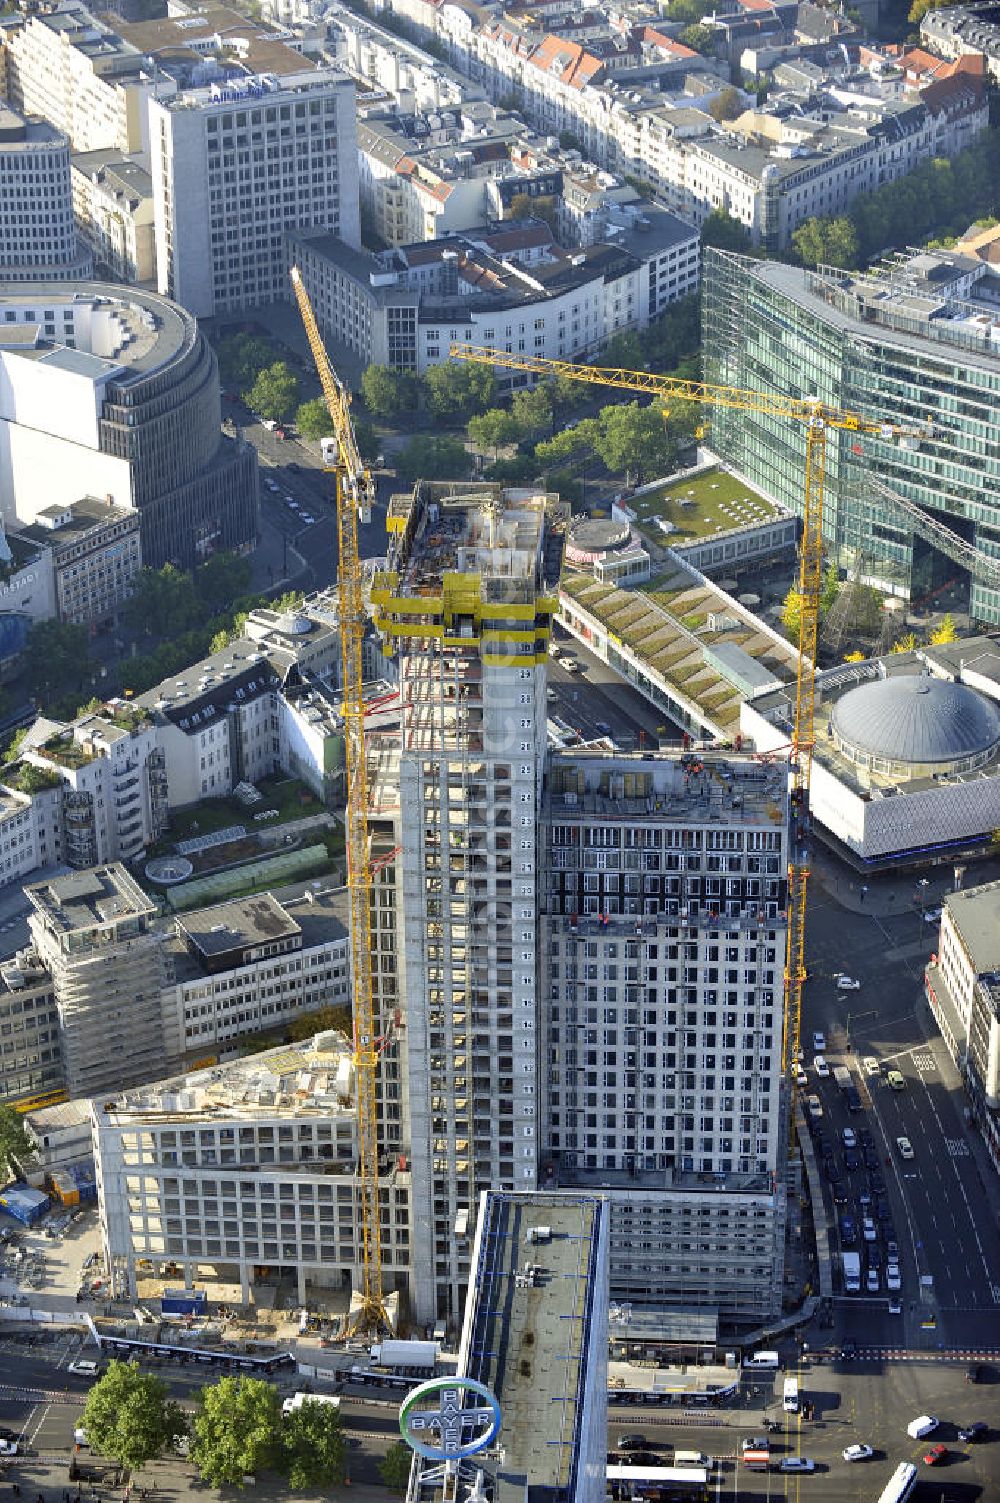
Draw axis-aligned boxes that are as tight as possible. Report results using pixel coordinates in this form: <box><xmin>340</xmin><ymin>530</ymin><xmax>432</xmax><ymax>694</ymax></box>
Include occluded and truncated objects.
<box><xmin>831</xmin><ymin>674</ymin><xmax>1000</xmax><ymax>767</ymax></box>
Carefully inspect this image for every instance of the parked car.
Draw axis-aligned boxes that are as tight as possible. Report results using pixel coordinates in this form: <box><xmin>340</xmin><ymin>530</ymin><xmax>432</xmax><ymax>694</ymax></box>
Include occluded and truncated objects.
<box><xmin>907</xmin><ymin>1417</ymin><xmax>939</xmax><ymax>1440</ymax></box>
<box><xmin>842</xmin><ymin>1444</ymin><xmax>873</xmax><ymax>1462</ymax></box>
<box><xmin>617</xmin><ymin>1434</ymin><xmax>646</xmax><ymax>1452</ymax></box>
<box><xmin>888</xmin><ymin>1296</ymin><xmax>902</xmax><ymax>1314</ymax></box>
<box><xmin>957</xmin><ymin>1422</ymin><xmax>988</xmax><ymax>1443</ymax></box>
<box><xmin>836</xmin><ymin>975</ymin><xmax>861</xmax><ymax>990</ymax></box>
<box><xmin>0</xmin><ymin>1440</ymin><xmax>19</xmax><ymax>1456</ymax></box>
<box><xmin>886</xmin><ymin>1264</ymin><xmax>901</xmax><ymax>1292</ymax></box>
<box><xmin>923</xmin><ymin>1444</ymin><xmax>948</xmax><ymax>1466</ymax></box>
<box><xmin>923</xmin><ymin>906</ymin><xmax>943</xmax><ymax>924</ymax></box>
<box><xmin>966</xmin><ymin>1365</ymin><xmax>992</xmax><ymax>1383</ymax></box>
<box><xmin>866</xmin><ymin>1268</ymin><xmax>879</xmax><ymax>1293</ymax></box>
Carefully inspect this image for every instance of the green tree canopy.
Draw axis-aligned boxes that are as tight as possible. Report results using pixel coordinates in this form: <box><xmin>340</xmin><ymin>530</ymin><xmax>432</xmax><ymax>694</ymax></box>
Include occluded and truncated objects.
<box><xmin>23</xmin><ymin>619</ymin><xmax>93</xmax><ymax>703</ymax></box>
<box><xmin>0</xmin><ymin>1105</ymin><xmax>33</xmax><ymax>1179</ymax></box>
<box><xmin>708</xmin><ymin>85</ymin><xmax>743</xmax><ymax>122</ymax></box>
<box><xmin>781</xmin><ymin>587</ymin><xmax>804</xmax><ymax>640</ymax></box>
<box><xmin>81</xmin><ymin>1361</ymin><xmax>186</xmax><ymax>1472</ymax></box>
<box><xmin>593</xmin><ymin>402</ymin><xmax>674</xmax><ymax>484</ymax></box>
<box><xmin>361</xmin><ymin>364</ymin><xmax>420</xmax><ymax>419</ymax></box>
<box><xmin>700</xmin><ymin>208</ymin><xmax>751</xmax><ymax>251</ymax></box>
<box><xmin>245</xmin><ymin>362</ymin><xmax>300</xmax><ymax>423</ymax></box>
<box><xmin>395</xmin><ymin>435</ymin><xmax>474</xmax><ymax>485</ymax></box>
<box><xmin>423</xmin><ymin>361</ymin><xmax>496</xmax><ymax>418</ymax></box>
<box><xmin>535</xmin><ymin>418</ymin><xmax>600</xmax><ymax>472</ymax></box>
<box><xmin>295</xmin><ymin>397</ymin><xmax>334</xmax><ymax>440</ymax></box>
<box><xmin>190</xmin><ymin>1377</ymin><xmax>282</xmax><ymax>1489</ymax></box>
<box><xmin>468</xmin><ymin>408</ymin><xmax>520</xmax><ymax>456</ymax></box>
<box><xmin>510</xmin><ymin>383</ymin><xmax>553</xmax><ymax>439</ymax></box>
<box><xmin>195</xmin><ymin>553</ymin><xmax>252</xmax><ymax>612</ymax></box>
<box><xmin>379</xmin><ymin>1442</ymin><xmax>415</xmax><ymax>1494</ymax></box>
<box><xmin>280</xmin><ymin>1399</ymin><xmax>347</xmax><ymax>1491</ymax></box>
<box><xmin>820</xmin><ymin>563</ymin><xmax>840</xmax><ymax>613</ymax></box>
<box><xmin>792</xmin><ymin>215</ymin><xmax>859</xmax><ymax>269</ymax></box>
<box><xmin>124</xmin><ymin>564</ymin><xmax>200</xmax><ymax>638</ymax></box>
<box><xmin>677</xmin><ymin>22</ymin><xmax>715</xmax><ymax>53</ymax></box>
<box><xmin>217</xmin><ymin>334</ymin><xmax>278</xmax><ymax>390</ymax></box>
<box><xmin>664</xmin><ymin>0</ymin><xmax>715</xmax><ymax>20</ymax></box>
<box><xmin>602</xmin><ymin>328</ymin><xmax>644</xmax><ymax>370</ymax></box>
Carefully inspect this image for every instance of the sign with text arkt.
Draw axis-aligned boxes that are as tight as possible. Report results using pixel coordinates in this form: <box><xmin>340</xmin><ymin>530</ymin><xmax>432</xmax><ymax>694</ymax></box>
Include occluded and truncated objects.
<box><xmin>399</xmin><ymin>1376</ymin><xmax>501</xmax><ymax>1461</ymax></box>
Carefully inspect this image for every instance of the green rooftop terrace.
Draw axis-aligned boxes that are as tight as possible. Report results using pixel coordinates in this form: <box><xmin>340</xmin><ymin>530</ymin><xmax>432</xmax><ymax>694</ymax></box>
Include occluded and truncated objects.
<box><xmin>629</xmin><ymin>467</ymin><xmax>781</xmax><ymax>545</ymax></box>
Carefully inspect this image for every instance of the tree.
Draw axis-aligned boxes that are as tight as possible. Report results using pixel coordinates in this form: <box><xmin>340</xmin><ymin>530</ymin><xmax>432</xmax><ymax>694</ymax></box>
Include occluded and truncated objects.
<box><xmin>891</xmin><ymin>632</ymin><xmax>919</xmax><ymax>654</ymax></box>
<box><xmin>423</xmin><ymin>361</ymin><xmax>496</xmax><ymax>418</ymax></box>
<box><xmin>535</xmin><ymin>419</ymin><xmax>599</xmax><ymax>472</ymax></box>
<box><xmin>379</xmin><ymin>1442</ymin><xmax>415</xmax><ymax>1493</ymax></box>
<box><xmin>245</xmin><ymin>362</ymin><xmax>300</xmax><ymax>423</ymax></box>
<box><xmin>593</xmin><ymin>402</ymin><xmax>674</xmax><ymax>484</ymax></box>
<box><xmin>908</xmin><ymin>0</ymin><xmax>949</xmax><ymax>21</ymax></box>
<box><xmin>700</xmin><ymin>209</ymin><xmax>751</xmax><ymax>252</ymax></box>
<box><xmin>81</xmin><ymin>1361</ymin><xmax>185</xmax><ymax>1472</ymax></box>
<box><xmin>195</xmin><ymin>553</ymin><xmax>252</xmax><ymax>612</ymax></box>
<box><xmin>361</xmin><ymin>364</ymin><xmax>418</xmax><ymax>419</ymax></box>
<box><xmin>558</xmin><ymin>130</ymin><xmax>582</xmax><ymax>152</ymax></box>
<box><xmin>507</xmin><ymin>192</ymin><xmax>558</xmax><ymax>231</ymax></box>
<box><xmin>295</xmin><ymin>398</ymin><xmax>334</xmax><ymax>440</ymax></box>
<box><xmin>664</xmin><ymin>0</ymin><xmax>715</xmax><ymax>20</ymax></box>
<box><xmin>217</xmin><ymin>334</ymin><xmax>278</xmax><ymax>390</ymax></box>
<box><xmin>843</xmin><ymin>650</ymin><xmax>866</xmax><ymax>663</ymax></box>
<box><xmin>124</xmin><ymin>565</ymin><xmax>200</xmax><ymax>638</ymax></box>
<box><xmin>792</xmin><ymin>216</ymin><xmax>859</xmax><ymax>269</ymax></box>
<box><xmin>708</xmin><ymin>86</ymin><xmax>743</xmax><ymax>123</ymax></box>
<box><xmin>395</xmin><ymin>435</ymin><xmax>474</xmax><ymax>485</ymax></box>
<box><xmin>468</xmin><ymin>408</ymin><xmax>519</xmax><ymax>458</ymax></box>
<box><xmin>0</xmin><ymin>1104</ymin><xmax>33</xmax><ymax>1179</ymax></box>
<box><xmin>510</xmin><ymin>384</ymin><xmax>553</xmax><ymax>440</ymax></box>
<box><xmin>281</xmin><ymin>1399</ymin><xmax>347</xmax><ymax>1491</ymax></box>
<box><xmin>22</xmin><ymin>619</ymin><xmax>93</xmax><ymax>702</ymax></box>
<box><xmin>602</xmin><ymin>328</ymin><xmax>644</xmax><ymax>369</ymax></box>
<box><xmin>677</xmin><ymin>23</ymin><xmax>715</xmax><ymax>53</ymax></box>
<box><xmin>929</xmin><ymin>613</ymin><xmax>957</xmax><ymax>645</ymax></box>
<box><xmin>354</xmin><ymin>419</ymin><xmax>380</xmax><ymax>462</ymax></box>
<box><xmin>190</xmin><ymin>1377</ymin><xmax>282</xmax><ymax>1489</ymax></box>
<box><xmin>820</xmin><ymin>564</ymin><xmax>840</xmax><ymax>613</ymax></box>
<box><xmin>781</xmin><ymin>587</ymin><xmax>805</xmax><ymax>640</ymax></box>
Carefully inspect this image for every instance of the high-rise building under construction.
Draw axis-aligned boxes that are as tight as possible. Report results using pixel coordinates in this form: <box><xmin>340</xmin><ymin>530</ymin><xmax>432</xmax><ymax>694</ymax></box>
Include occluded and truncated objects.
<box><xmin>370</xmin><ymin>482</ymin><xmax>568</xmax><ymax>1324</ymax></box>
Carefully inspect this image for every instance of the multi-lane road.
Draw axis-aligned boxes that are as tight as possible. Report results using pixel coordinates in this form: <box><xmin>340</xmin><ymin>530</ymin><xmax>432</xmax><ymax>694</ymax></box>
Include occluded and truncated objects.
<box><xmin>804</xmin><ymin>862</ymin><xmax>1000</xmax><ymax>1353</ymax></box>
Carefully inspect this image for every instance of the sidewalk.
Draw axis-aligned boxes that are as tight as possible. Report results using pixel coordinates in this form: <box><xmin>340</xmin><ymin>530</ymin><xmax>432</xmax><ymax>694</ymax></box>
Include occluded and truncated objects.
<box><xmin>3</xmin><ymin>1454</ymin><xmax>398</xmax><ymax>1503</ymax></box>
<box><xmin>809</xmin><ymin>845</ymin><xmax>1000</xmax><ymax>920</ymax></box>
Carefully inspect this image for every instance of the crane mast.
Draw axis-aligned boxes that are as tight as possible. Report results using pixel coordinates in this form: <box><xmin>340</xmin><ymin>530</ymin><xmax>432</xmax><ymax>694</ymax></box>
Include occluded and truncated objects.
<box><xmin>291</xmin><ymin>268</ymin><xmax>387</xmax><ymax>1333</ymax></box>
<box><xmin>450</xmin><ymin>342</ymin><xmax>927</xmax><ymax>1109</ymax></box>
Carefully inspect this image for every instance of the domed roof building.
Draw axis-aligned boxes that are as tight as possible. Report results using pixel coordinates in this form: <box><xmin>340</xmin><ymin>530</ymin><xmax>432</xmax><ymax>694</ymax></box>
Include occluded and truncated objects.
<box><xmin>830</xmin><ymin>674</ymin><xmax>1000</xmax><ymax>778</ymax></box>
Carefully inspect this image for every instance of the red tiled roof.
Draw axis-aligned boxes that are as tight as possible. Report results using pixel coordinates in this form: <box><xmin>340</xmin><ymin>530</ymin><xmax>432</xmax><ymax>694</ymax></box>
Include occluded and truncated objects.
<box><xmin>530</xmin><ymin>32</ymin><xmax>605</xmax><ymax>90</ymax></box>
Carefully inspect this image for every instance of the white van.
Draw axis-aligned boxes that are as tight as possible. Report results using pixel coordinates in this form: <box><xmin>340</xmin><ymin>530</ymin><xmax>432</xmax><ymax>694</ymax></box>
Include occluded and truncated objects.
<box><xmin>673</xmin><ymin>1451</ymin><xmax>711</xmax><ymax>1469</ymax></box>
<box><xmin>783</xmin><ymin>1377</ymin><xmax>799</xmax><ymax>1413</ymax></box>
<box><xmin>743</xmin><ymin>1350</ymin><xmax>780</xmax><ymax>1369</ymax></box>
<box><xmin>906</xmin><ymin>1415</ymin><xmax>938</xmax><ymax>1440</ymax></box>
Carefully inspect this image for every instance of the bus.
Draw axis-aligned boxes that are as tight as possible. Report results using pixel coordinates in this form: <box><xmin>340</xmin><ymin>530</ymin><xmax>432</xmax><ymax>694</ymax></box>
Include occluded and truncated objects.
<box><xmin>875</xmin><ymin>1462</ymin><xmax>917</xmax><ymax>1503</ymax></box>
<box><xmin>95</xmin><ymin>1333</ymin><xmax>293</xmax><ymax>1375</ymax></box>
<box><xmin>13</xmin><ymin>1089</ymin><xmax>69</xmax><ymax>1114</ymax></box>
<box><xmin>607</xmin><ymin>1465</ymin><xmax>709</xmax><ymax>1503</ymax></box>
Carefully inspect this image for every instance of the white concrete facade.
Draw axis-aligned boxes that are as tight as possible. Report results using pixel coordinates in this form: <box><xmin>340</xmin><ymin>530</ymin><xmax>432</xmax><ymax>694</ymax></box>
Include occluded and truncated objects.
<box><xmin>0</xmin><ymin>109</ymin><xmax>92</xmax><ymax>281</ymax></box>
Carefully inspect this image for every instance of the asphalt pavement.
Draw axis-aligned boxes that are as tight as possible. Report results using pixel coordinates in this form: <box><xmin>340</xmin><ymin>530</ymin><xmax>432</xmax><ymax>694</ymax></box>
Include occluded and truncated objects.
<box><xmin>546</xmin><ymin>627</ymin><xmax>683</xmax><ymax>748</ymax></box>
<box><xmin>802</xmin><ymin>850</ymin><xmax>1000</xmax><ymax>1354</ymax></box>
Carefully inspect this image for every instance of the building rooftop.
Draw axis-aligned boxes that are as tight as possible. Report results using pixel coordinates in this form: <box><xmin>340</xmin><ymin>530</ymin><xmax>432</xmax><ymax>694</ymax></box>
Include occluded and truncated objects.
<box><xmin>460</xmin><ymin>1193</ymin><xmax>603</xmax><ymax>1503</ymax></box>
<box><xmin>831</xmin><ymin>672</ymin><xmax>1000</xmax><ymax>765</ymax></box>
<box><xmin>0</xmin><ymin>283</ymin><xmax>199</xmax><ymax>380</ymax></box>
<box><xmin>26</xmin><ymin>864</ymin><xmax>156</xmax><ymax>934</ymax></box>
<box><xmin>945</xmin><ymin>880</ymin><xmax>1000</xmax><ymax>974</ymax></box>
<box><xmin>110</xmin><ymin>4</ymin><xmax>309</xmax><ymax>80</ymax></box>
<box><xmin>24</xmin><ymin>1099</ymin><xmax>92</xmax><ymax>1135</ymax></box>
<box><xmin>175</xmin><ymin>892</ymin><xmax>301</xmax><ymax>959</ymax></box>
<box><xmin>10</xmin><ymin>496</ymin><xmax>138</xmax><ymax>556</ymax></box>
<box><xmin>100</xmin><ymin>1032</ymin><xmax>356</xmax><ymax>1121</ymax></box>
<box><xmin>136</xmin><ymin>637</ymin><xmax>280</xmax><ymax>730</ymax></box>
<box><xmin>545</xmin><ymin>748</ymin><xmax>788</xmax><ymax>828</ymax></box>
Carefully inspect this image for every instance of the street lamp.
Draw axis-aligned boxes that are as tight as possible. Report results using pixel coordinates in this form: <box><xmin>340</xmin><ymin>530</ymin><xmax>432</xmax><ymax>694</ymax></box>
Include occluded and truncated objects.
<box><xmin>915</xmin><ymin>877</ymin><xmax>930</xmax><ymax>919</ymax></box>
<box><xmin>845</xmin><ymin>1008</ymin><xmax>877</xmax><ymax>1051</ymax></box>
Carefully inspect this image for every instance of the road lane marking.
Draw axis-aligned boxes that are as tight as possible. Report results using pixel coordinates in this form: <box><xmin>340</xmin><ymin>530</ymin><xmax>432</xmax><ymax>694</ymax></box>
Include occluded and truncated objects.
<box><xmin>916</xmin><ymin>1066</ymin><xmax>995</xmax><ymax>1292</ymax></box>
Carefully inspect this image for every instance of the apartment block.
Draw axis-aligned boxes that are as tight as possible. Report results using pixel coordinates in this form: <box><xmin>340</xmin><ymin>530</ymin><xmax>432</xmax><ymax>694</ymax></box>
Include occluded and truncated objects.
<box><xmin>27</xmin><ymin>867</ymin><xmax>170</xmax><ymax>1099</ymax></box>
<box><xmin>289</xmin><ymin>207</ymin><xmax>699</xmax><ymax>376</ymax></box>
<box><xmin>539</xmin><ymin>749</ymin><xmax>789</xmax><ymax>1327</ymax></box>
<box><xmin>149</xmin><ymin>69</ymin><xmax>360</xmax><ymax>318</ymax></box>
<box><xmin>0</xmin><ymin>3</ymin><xmax>152</xmax><ymax>154</ymax></box>
<box><xmin>93</xmin><ymin>1034</ymin><xmax>411</xmax><ymax>1306</ymax></box>
<box><xmin>71</xmin><ymin>149</ymin><xmax>155</xmax><ymax>285</ymax></box>
<box><xmin>0</xmin><ymin>935</ymin><xmax>61</xmax><ymax>1107</ymax></box>
<box><xmin>369</xmin><ymin>482</ymin><xmax>568</xmax><ymax>1325</ymax></box>
<box><xmin>0</xmin><ymin>106</ymin><xmax>92</xmax><ymax>281</ymax></box>
<box><xmin>925</xmin><ymin>880</ymin><xmax>1000</xmax><ymax>1176</ymax></box>
<box><xmin>921</xmin><ymin>3</ymin><xmax>1000</xmax><ymax>83</ymax></box>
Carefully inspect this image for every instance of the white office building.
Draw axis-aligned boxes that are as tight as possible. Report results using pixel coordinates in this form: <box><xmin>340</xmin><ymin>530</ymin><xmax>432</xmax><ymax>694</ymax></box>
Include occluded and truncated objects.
<box><xmin>0</xmin><ymin>106</ymin><xmax>92</xmax><ymax>282</ymax></box>
<box><xmin>149</xmin><ymin>70</ymin><xmax>360</xmax><ymax>318</ymax></box>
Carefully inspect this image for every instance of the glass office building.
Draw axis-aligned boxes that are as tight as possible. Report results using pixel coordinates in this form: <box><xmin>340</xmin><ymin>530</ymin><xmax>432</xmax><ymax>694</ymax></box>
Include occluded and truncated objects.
<box><xmin>702</xmin><ymin>248</ymin><xmax>1000</xmax><ymax>623</ymax></box>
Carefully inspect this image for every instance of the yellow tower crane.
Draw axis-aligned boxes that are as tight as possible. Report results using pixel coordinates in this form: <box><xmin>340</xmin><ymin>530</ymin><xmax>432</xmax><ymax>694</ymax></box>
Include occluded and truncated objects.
<box><xmin>451</xmin><ymin>342</ymin><xmax>930</xmax><ymax>1090</ymax></box>
<box><xmin>291</xmin><ymin>267</ymin><xmax>388</xmax><ymax>1334</ymax></box>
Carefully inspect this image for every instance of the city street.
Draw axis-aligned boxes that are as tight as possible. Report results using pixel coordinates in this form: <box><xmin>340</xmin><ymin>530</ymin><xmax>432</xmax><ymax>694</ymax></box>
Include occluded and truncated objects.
<box><xmin>803</xmin><ymin>854</ymin><xmax>1000</xmax><ymax>1354</ymax></box>
<box><xmin>546</xmin><ymin>627</ymin><xmax>683</xmax><ymax>749</ymax></box>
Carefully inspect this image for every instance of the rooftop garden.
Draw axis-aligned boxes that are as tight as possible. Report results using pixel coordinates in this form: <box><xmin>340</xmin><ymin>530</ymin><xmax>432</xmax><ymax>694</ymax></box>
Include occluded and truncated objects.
<box><xmin>0</xmin><ymin>760</ymin><xmax>63</xmax><ymax>795</ymax></box>
<box><xmin>629</xmin><ymin>467</ymin><xmax>781</xmax><ymax>545</ymax></box>
<box><xmin>39</xmin><ymin>733</ymin><xmax>95</xmax><ymax>769</ymax></box>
